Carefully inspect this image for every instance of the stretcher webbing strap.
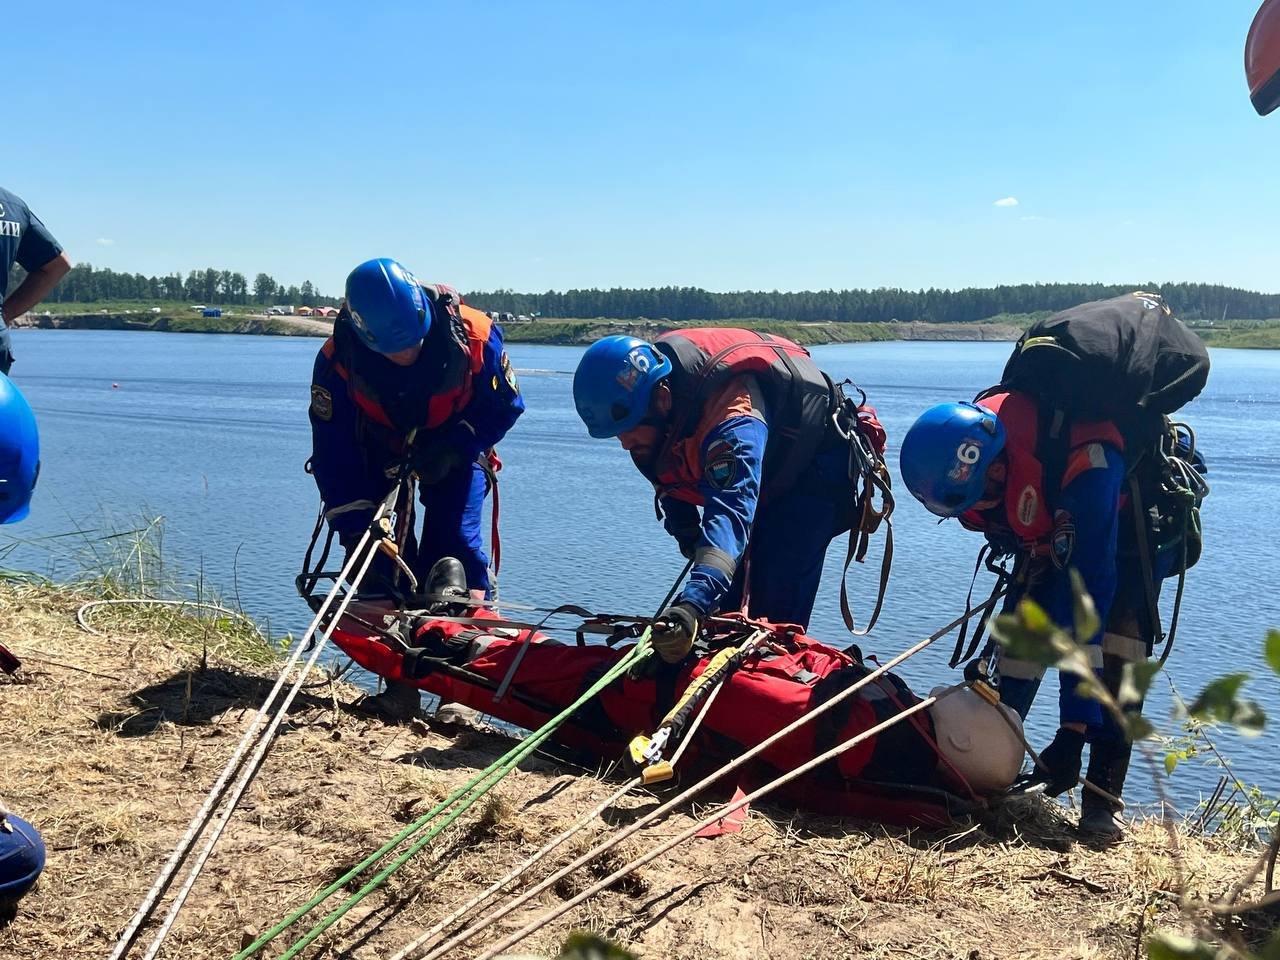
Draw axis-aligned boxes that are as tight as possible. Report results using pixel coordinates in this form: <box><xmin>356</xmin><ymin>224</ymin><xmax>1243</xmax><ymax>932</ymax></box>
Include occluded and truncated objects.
<box><xmin>839</xmin><ymin>456</ymin><xmax>894</xmax><ymax>636</ymax></box>
<box><xmin>950</xmin><ymin>544</ymin><xmax>1009</xmax><ymax>668</ymax></box>
<box><xmin>1126</xmin><ymin>473</ymin><xmax>1165</xmax><ymax>654</ymax></box>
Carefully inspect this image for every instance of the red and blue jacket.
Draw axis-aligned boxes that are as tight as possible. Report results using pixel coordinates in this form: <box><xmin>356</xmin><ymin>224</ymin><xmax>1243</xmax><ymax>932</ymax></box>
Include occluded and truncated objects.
<box><xmin>644</xmin><ymin>329</ymin><xmax>835</xmax><ymax>618</ymax></box>
<box><xmin>308</xmin><ymin>298</ymin><xmax>524</xmax><ymax>543</ymax></box>
<box><xmin>963</xmin><ymin>390</ymin><xmax>1126</xmax><ymax>729</ymax></box>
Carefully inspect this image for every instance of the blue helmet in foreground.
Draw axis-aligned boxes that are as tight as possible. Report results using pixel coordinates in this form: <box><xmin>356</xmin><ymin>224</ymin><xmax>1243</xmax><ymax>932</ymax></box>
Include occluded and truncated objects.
<box><xmin>0</xmin><ymin>374</ymin><xmax>39</xmax><ymax>524</ymax></box>
<box><xmin>899</xmin><ymin>401</ymin><xmax>1005</xmax><ymax>518</ymax></box>
<box><xmin>344</xmin><ymin>258</ymin><xmax>431</xmax><ymax>354</ymax></box>
<box><xmin>0</xmin><ymin>813</ymin><xmax>46</xmax><ymax>903</ymax></box>
<box><xmin>573</xmin><ymin>336</ymin><xmax>672</xmax><ymax>439</ymax></box>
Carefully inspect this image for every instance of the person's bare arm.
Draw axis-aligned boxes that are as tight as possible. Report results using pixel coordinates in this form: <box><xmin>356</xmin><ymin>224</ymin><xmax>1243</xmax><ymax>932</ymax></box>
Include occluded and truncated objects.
<box><xmin>3</xmin><ymin>252</ymin><xmax>72</xmax><ymax>319</ymax></box>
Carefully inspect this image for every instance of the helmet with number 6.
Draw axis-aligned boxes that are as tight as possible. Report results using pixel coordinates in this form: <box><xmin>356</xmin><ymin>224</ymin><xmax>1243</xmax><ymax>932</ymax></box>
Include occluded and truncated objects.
<box><xmin>573</xmin><ymin>335</ymin><xmax>672</xmax><ymax>439</ymax></box>
<box><xmin>899</xmin><ymin>401</ymin><xmax>1005</xmax><ymax>518</ymax></box>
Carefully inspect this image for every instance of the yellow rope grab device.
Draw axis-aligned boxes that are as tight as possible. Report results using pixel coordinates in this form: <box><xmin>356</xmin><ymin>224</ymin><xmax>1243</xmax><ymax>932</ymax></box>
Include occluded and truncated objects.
<box><xmin>627</xmin><ymin>627</ymin><xmax>772</xmax><ymax>785</ymax></box>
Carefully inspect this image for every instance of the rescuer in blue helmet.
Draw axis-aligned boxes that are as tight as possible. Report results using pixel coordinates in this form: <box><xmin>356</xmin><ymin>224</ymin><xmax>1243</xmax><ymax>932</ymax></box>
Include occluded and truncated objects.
<box><xmin>308</xmin><ymin>259</ymin><xmax>525</xmax><ymax>720</ymax></box>
<box><xmin>900</xmin><ymin>394</ymin><xmax>1131</xmax><ymax>834</ymax></box>
<box><xmin>898</xmin><ymin>352</ymin><xmax>1217</xmax><ymax>842</ymax></box>
<box><xmin>0</xmin><ymin>373</ymin><xmax>40</xmax><ymax>525</ymax></box>
<box><xmin>573</xmin><ymin>330</ymin><xmax>890</xmax><ymax>666</ymax></box>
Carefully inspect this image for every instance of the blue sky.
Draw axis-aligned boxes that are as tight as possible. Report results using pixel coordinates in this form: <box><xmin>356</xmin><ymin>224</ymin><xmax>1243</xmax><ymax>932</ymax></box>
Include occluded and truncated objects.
<box><xmin>10</xmin><ymin>0</ymin><xmax>1277</xmax><ymax>294</ymax></box>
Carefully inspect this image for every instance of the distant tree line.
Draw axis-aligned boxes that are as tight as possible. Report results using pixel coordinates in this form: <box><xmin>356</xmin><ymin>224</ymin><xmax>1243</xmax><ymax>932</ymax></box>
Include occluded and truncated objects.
<box><xmin>466</xmin><ymin>282</ymin><xmax>1280</xmax><ymax>323</ymax></box>
<box><xmin>8</xmin><ymin>263</ymin><xmax>1277</xmax><ymax>322</ymax></box>
<box><xmin>5</xmin><ymin>263</ymin><xmax>338</xmax><ymax>307</ymax></box>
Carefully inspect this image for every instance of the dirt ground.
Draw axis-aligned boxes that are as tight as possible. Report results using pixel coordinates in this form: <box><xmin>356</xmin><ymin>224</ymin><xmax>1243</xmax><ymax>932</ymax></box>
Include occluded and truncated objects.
<box><xmin>0</xmin><ymin>581</ymin><xmax>1274</xmax><ymax>959</ymax></box>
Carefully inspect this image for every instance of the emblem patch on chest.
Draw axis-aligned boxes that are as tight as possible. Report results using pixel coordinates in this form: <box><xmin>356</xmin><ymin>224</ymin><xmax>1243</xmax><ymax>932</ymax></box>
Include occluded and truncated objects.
<box><xmin>310</xmin><ymin>385</ymin><xmax>333</xmax><ymax>421</ymax></box>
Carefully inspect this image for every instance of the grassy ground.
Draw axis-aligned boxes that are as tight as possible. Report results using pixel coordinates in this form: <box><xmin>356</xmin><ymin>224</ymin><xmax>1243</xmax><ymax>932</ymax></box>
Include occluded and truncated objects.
<box><xmin>1</xmin><ymin>579</ymin><xmax>1275</xmax><ymax>959</ymax></box>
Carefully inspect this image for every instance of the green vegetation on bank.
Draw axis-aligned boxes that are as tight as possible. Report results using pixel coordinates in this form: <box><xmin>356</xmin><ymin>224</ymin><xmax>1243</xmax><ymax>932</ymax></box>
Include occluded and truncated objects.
<box><xmin>468</xmin><ymin>282</ymin><xmax>1280</xmax><ymax>325</ymax></box>
<box><xmin>1192</xmin><ymin>319</ymin><xmax>1280</xmax><ymax>348</ymax></box>
<box><xmin>14</xmin><ymin>310</ymin><xmax>317</xmax><ymax>337</ymax></box>
<box><xmin>6</xmin><ymin>262</ymin><xmax>338</xmax><ymax>308</ymax></box>
<box><xmin>12</xmin><ymin>261</ymin><xmax>1280</xmax><ymax>327</ymax></box>
<box><xmin>498</xmin><ymin>319</ymin><xmax>904</xmax><ymax>346</ymax></box>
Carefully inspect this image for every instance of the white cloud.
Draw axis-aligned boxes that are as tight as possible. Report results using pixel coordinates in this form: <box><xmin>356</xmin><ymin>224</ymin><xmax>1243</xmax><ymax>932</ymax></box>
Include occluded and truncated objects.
<box><xmin>95</xmin><ymin>237</ymin><xmax>115</xmax><ymax>246</ymax></box>
<box><xmin>993</xmin><ymin>197</ymin><xmax>1019</xmax><ymax>207</ymax></box>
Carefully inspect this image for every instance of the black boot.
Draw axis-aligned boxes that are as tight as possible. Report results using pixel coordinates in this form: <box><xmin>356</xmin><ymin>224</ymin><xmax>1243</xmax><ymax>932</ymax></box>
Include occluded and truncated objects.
<box><xmin>425</xmin><ymin>557</ymin><xmax>469</xmax><ymax>603</ymax></box>
<box><xmin>1080</xmin><ymin>735</ymin><xmax>1133</xmax><ymax>839</ymax></box>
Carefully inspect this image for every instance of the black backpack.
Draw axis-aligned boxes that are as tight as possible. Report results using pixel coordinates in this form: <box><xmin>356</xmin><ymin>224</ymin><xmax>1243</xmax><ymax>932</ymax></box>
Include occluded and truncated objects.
<box><xmin>975</xmin><ymin>292</ymin><xmax>1210</xmax><ymax>662</ymax></box>
<box><xmin>994</xmin><ymin>291</ymin><xmax>1209</xmax><ymax>438</ymax></box>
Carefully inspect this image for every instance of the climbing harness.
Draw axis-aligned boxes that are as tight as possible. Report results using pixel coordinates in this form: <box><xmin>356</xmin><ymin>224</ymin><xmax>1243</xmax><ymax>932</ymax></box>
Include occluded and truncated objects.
<box><xmin>107</xmin><ymin>479</ymin><xmax>409</xmax><ymax>960</ymax></box>
<box><xmin>234</xmin><ymin>558</ymin><xmax>695</xmax><ymax>960</ymax></box>
<box><xmin>830</xmin><ymin>379</ymin><xmax>895</xmax><ymax>637</ymax></box>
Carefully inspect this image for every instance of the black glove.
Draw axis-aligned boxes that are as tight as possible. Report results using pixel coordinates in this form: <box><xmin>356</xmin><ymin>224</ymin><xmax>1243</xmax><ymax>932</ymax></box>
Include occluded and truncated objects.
<box><xmin>1014</xmin><ymin>727</ymin><xmax>1086</xmax><ymax>797</ymax></box>
<box><xmin>651</xmin><ymin>602</ymin><xmax>700</xmax><ymax>664</ymax></box>
<box><xmin>409</xmin><ymin>442</ymin><xmax>464</xmax><ymax>485</ymax></box>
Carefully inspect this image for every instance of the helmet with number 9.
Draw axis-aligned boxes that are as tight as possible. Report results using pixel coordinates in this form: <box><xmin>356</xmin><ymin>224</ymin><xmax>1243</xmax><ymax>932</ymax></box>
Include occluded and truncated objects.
<box><xmin>899</xmin><ymin>401</ymin><xmax>1005</xmax><ymax>518</ymax></box>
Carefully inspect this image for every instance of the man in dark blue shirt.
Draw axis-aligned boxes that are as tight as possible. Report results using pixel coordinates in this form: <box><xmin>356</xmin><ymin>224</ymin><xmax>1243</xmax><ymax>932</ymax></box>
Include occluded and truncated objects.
<box><xmin>1</xmin><ymin>186</ymin><xmax>72</xmax><ymax>375</ymax></box>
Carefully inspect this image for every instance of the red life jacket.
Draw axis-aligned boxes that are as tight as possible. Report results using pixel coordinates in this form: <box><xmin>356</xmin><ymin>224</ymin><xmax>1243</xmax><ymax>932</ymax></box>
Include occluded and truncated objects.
<box><xmin>651</xmin><ymin>329</ymin><xmax>834</xmax><ymax>504</ymax></box>
<box><xmin>961</xmin><ymin>390</ymin><xmax>1123</xmax><ymax>551</ymax></box>
<box><xmin>321</xmin><ymin>298</ymin><xmax>493</xmax><ymax>441</ymax></box>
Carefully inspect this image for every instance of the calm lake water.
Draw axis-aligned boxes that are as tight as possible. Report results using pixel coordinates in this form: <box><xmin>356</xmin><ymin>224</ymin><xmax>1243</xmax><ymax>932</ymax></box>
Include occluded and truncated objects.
<box><xmin>6</xmin><ymin>330</ymin><xmax>1278</xmax><ymax>812</ymax></box>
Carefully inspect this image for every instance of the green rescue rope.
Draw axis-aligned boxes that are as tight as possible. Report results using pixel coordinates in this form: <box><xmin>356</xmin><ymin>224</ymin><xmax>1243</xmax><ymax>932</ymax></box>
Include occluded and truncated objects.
<box><xmin>235</xmin><ymin>560</ymin><xmax>691</xmax><ymax>960</ymax></box>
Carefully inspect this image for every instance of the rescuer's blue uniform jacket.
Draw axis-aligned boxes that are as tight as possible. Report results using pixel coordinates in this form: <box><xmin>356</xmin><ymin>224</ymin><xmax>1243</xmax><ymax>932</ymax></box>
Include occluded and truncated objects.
<box><xmin>308</xmin><ymin>312</ymin><xmax>524</xmax><ymax>593</ymax></box>
<box><xmin>654</xmin><ymin>376</ymin><xmax>855</xmax><ymax>629</ymax></box>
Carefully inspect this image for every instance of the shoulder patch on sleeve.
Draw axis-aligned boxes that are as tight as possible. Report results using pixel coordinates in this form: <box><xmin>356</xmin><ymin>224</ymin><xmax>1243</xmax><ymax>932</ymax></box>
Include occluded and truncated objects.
<box><xmin>500</xmin><ymin>351</ymin><xmax>519</xmax><ymax>394</ymax></box>
<box><xmin>310</xmin><ymin>385</ymin><xmax>333</xmax><ymax>421</ymax></box>
<box><xmin>703</xmin><ymin>438</ymin><xmax>739</xmax><ymax>490</ymax></box>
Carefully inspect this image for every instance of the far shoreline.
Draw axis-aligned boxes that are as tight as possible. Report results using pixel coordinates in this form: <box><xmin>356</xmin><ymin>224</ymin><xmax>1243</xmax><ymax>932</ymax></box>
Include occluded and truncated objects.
<box><xmin>11</xmin><ymin>311</ymin><xmax>1277</xmax><ymax>348</ymax></box>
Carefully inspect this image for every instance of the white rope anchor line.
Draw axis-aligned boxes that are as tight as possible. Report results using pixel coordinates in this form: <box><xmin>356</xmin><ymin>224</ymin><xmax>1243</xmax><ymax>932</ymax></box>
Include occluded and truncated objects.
<box><xmin>407</xmin><ymin>596</ymin><xmax>1001</xmax><ymax>960</ymax></box>
<box><xmin>76</xmin><ymin>598</ymin><xmax>266</xmax><ymax>640</ymax></box>
<box><xmin>107</xmin><ymin>494</ymin><xmax>393</xmax><ymax>960</ymax></box>
<box><xmin>475</xmin><ymin>692</ymin><xmax>951</xmax><ymax>960</ymax></box>
<box><xmin>138</xmin><ymin>539</ymin><xmax>386</xmax><ymax>960</ymax></box>
<box><xmin>389</xmin><ymin>629</ymin><xmax>737</xmax><ymax>960</ymax></box>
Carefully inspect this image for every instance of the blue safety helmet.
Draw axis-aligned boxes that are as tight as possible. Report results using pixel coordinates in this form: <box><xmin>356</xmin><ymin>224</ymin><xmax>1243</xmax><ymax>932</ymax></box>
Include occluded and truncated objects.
<box><xmin>344</xmin><ymin>258</ymin><xmax>432</xmax><ymax>355</ymax></box>
<box><xmin>572</xmin><ymin>336</ymin><xmax>672</xmax><ymax>439</ymax></box>
<box><xmin>0</xmin><ymin>373</ymin><xmax>39</xmax><ymax>524</ymax></box>
<box><xmin>0</xmin><ymin>814</ymin><xmax>45</xmax><ymax>902</ymax></box>
<box><xmin>899</xmin><ymin>401</ymin><xmax>1006</xmax><ymax>518</ymax></box>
